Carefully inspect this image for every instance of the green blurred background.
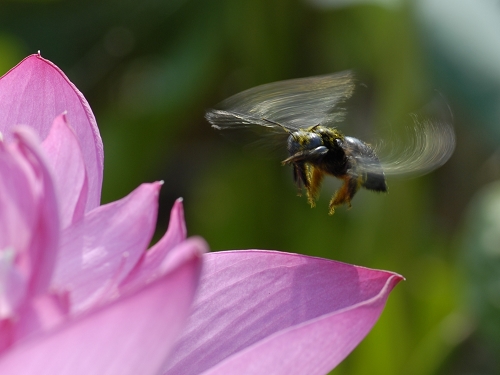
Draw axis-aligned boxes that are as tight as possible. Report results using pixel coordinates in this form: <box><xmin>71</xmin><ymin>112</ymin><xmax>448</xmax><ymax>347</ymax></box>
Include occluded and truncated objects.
<box><xmin>1</xmin><ymin>0</ymin><xmax>500</xmax><ymax>373</ymax></box>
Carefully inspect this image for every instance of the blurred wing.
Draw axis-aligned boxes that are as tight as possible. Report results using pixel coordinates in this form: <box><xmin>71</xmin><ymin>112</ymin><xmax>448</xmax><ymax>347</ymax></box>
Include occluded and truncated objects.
<box><xmin>372</xmin><ymin>114</ymin><xmax>455</xmax><ymax>177</ymax></box>
<box><xmin>206</xmin><ymin>109</ymin><xmax>291</xmax><ymax>157</ymax></box>
<box><xmin>206</xmin><ymin>71</ymin><xmax>356</xmax><ymax>132</ymax></box>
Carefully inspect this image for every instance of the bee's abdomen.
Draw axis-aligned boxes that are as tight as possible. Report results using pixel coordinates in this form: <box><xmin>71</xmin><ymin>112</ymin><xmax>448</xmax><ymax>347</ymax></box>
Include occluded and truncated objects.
<box><xmin>344</xmin><ymin>136</ymin><xmax>388</xmax><ymax>192</ymax></box>
<box><xmin>363</xmin><ymin>171</ymin><xmax>388</xmax><ymax>192</ymax></box>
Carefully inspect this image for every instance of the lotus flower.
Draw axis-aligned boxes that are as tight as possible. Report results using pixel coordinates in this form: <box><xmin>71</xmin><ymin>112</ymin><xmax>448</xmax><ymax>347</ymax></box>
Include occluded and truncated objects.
<box><xmin>0</xmin><ymin>54</ymin><xmax>403</xmax><ymax>374</ymax></box>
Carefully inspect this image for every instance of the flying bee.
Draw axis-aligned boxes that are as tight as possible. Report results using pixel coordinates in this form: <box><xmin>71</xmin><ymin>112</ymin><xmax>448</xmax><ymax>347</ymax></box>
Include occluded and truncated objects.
<box><xmin>206</xmin><ymin>71</ymin><xmax>455</xmax><ymax>214</ymax></box>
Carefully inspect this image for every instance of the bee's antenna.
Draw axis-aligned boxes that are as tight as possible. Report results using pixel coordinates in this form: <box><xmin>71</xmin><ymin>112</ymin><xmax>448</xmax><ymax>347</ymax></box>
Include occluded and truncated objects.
<box><xmin>262</xmin><ymin>118</ymin><xmax>300</xmax><ymax>141</ymax></box>
<box><xmin>262</xmin><ymin>118</ymin><xmax>290</xmax><ymax>132</ymax></box>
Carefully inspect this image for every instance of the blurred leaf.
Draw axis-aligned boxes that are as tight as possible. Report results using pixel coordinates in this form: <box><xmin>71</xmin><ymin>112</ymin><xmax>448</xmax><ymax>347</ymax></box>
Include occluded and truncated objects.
<box><xmin>461</xmin><ymin>181</ymin><xmax>500</xmax><ymax>348</ymax></box>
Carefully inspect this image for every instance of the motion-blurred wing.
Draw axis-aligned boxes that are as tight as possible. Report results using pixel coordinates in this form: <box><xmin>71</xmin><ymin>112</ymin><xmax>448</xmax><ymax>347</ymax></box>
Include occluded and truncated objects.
<box><xmin>367</xmin><ymin>115</ymin><xmax>455</xmax><ymax>178</ymax></box>
<box><xmin>206</xmin><ymin>71</ymin><xmax>356</xmax><ymax>132</ymax></box>
<box><xmin>205</xmin><ymin>109</ymin><xmax>291</xmax><ymax>156</ymax></box>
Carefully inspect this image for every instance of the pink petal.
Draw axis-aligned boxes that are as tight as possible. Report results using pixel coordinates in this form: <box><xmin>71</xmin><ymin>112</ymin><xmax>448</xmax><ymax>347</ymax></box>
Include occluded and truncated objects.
<box><xmin>51</xmin><ymin>183</ymin><xmax>162</xmax><ymax>312</ymax></box>
<box><xmin>0</xmin><ymin>139</ymin><xmax>39</xmax><ymax>258</ymax></box>
<box><xmin>0</xmin><ymin>249</ymin><xmax>27</xmax><ymax>320</ymax></box>
<box><xmin>0</xmin><ymin>237</ymin><xmax>206</xmax><ymax>375</ymax></box>
<box><xmin>147</xmin><ymin>198</ymin><xmax>187</xmax><ymax>259</ymax></box>
<box><xmin>163</xmin><ymin>250</ymin><xmax>403</xmax><ymax>375</ymax></box>
<box><xmin>41</xmin><ymin>114</ymin><xmax>88</xmax><ymax>229</ymax></box>
<box><xmin>119</xmin><ymin>198</ymin><xmax>187</xmax><ymax>292</ymax></box>
<box><xmin>0</xmin><ymin>134</ymin><xmax>50</xmax><ymax>342</ymax></box>
<box><xmin>10</xmin><ymin>128</ymin><xmax>60</xmax><ymax>297</ymax></box>
<box><xmin>0</xmin><ymin>54</ymin><xmax>103</xmax><ymax>211</ymax></box>
<box><xmin>12</xmin><ymin>294</ymin><xmax>69</xmax><ymax>344</ymax></box>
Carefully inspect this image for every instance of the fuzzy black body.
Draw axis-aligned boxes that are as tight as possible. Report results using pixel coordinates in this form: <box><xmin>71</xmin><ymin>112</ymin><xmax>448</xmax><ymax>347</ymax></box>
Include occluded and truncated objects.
<box><xmin>283</xmin><ymin>125</ymin><xmax>387</xmax><ymax>214</ymax></box>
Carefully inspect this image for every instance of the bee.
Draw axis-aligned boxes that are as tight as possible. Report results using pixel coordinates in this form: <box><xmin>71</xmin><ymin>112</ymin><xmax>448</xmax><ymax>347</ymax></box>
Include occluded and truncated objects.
<box><xmin>206</xmin><ymin>71</ymin><xmax>455</xmax><ymax>214</ymax></box>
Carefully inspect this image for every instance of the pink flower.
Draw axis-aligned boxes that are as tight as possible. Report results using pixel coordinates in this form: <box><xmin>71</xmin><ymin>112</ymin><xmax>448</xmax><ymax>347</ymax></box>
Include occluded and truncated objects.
<box><xmin>0</xmin><ymin>54</ymin><xmax>205</xmax><ymax>374</ymax></box>
<box><xmin>0</xmin><ymin>54</ymin><xmax>403</xmax><ymax>374</ymax></box>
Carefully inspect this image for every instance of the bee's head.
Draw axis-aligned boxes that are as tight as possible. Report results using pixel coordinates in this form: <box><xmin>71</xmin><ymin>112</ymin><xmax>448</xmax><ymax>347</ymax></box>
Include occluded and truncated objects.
<box><xmin>287</xmin><ymin>130</ymin><xmax>323</xmax><ymax>156</ymax></box>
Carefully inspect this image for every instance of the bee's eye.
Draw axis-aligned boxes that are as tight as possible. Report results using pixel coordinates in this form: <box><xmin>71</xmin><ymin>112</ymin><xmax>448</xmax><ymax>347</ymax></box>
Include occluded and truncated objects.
<box><xmin>287</xmin><ymin>131</ymin><xmax>324</xmax><ymax>155</ymax></box>
<box><xmin>305</xmin><ymin>133</ymin><xmax>323</xmax><ymax>148</ymax></box>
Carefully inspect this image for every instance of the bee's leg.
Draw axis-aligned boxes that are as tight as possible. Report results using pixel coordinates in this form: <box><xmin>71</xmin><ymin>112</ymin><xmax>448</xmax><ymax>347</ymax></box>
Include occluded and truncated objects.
<box><xmin>328</xmin><ymin>175</ymin><xmax>361</xmax><ymax>215</ymax></box>
<box><xmin>306</xmin><ymin>167</ymin><xmax>324</xmax><ymax>208</ymax></box>
<box><xmin>292</xmin><ymin>162</ymin><xmax>309</xmax><ymax>196</ymax></box>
